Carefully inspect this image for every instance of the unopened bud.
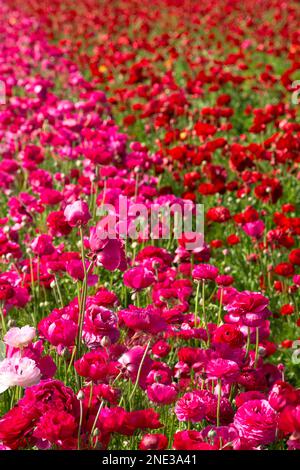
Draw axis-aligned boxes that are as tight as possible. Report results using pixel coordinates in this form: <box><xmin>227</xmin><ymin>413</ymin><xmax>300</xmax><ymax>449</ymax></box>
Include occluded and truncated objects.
<box><xmin>77</xmin><ymin>390</ymin><xmax>85</xmax><ymax>401</ymax></box>
<box><xmin>207</xmin><ymin>429</ymin><xmax>217</xmax><ymax>439</ymax></box>
<box><xmin>100</xmin><ymin>336</ymin><xmax>111</xmax><ymax>348</ymax></box>
<box><xmin>7</xmin><ymin>318</ymin><xmax>16</xmax><ymax>329</ymax></box>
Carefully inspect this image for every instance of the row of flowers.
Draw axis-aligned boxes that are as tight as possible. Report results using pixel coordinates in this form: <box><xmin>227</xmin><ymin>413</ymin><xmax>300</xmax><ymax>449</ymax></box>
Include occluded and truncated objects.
<box><xmin>0</xmin><ymin>0</ymin><xmax>299</xmax><ymax>451</ymax></box>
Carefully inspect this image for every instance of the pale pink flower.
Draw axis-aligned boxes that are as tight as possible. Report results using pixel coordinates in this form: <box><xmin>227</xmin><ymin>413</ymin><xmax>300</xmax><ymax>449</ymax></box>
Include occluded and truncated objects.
<box><xmin>4</xmin><ymin>326</ymin><xmax>36</xmax><ymax>349</ymax></box>
<box><xmin>0</xmin><ymin>356</ymin><xmax>41</xmax><ymax>393</ymax></box>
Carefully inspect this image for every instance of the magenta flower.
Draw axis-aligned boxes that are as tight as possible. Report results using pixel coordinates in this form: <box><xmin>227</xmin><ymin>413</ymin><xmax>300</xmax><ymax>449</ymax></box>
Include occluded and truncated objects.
<box><xmin>233</xmin><ymin>399</ymin><xmax>278</xmax><ymax>447</ymax></box>
<box><xmin>39</xmin><ymin>317</ymin><xmax>77</xmax><ymax>349</ymax></box>
<box><xmin>118</xmin><ymin>346</ymin><xmax>153</xmax><ymax>389</ymax></box>
<box><xmin>83</xmin><ymin>304</ymin><xmax>119</xmax><ymax>346</ymax></box>
<box><xmin>89</xmin><ymin>226</ymin><xmax>127</xmax><ymax>271</ymax></box>
<box><xmin>64</xmin><ymin>200</ymin><xmax>91</xmax><ymax>227</ymax></box>
<box><xmin>192</xmin><ymin>263</ymin><xmax>219</xmax><ymax>281</ymax></box>
<box><xmin>31</xmin><ymin>234</ymin><xmax>55</xmax><ymax>256</ymax></box>
<box><xmin>206</xmin><ymin>358</ymin><xmax>240</xmax><ymax>382</ymax></box>
<box><xmin>123</xmin><ymin>266</ymin><xmax>155</xmax><ymax>290</ymax></box>
<box><xmin>147</xmin><ymin>383</ymin><xmax>177</xmax><ymax>405</ymax></box>
<box><xmin>242</xmin><ymin>220</ymin><xmax>265</xmax><ymax>239</ymax></box>
<box><xmin>293</xmin><ymin>275</ymin><xmax>300</xmax><ymax>286</ymax></box>
<box><xmin>224</xmin><ymin>290</ymin><xmax>271</xmax><ymax>327</ymax></box>
<box><xmin>66</xmin><ymin>259</ymin><xmax>98</xmax><ymax>285</ymax></box>
<box><xmin>119</xmin><ymin>305</ymin><xmax>167</xmax><ymax>334</ymax></box>
<box><xmin>175</xmin><ymin>392</ymin><xmax>207</xmax><ymax>423</ymax></box>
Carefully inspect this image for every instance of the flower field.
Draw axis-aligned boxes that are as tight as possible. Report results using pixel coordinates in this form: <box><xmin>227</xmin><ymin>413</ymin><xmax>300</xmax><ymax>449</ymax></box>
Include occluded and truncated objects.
<box><xmin>0</xmin><ymin>0</ymin><xmax>300</xmax><ymax>451</ymax></box>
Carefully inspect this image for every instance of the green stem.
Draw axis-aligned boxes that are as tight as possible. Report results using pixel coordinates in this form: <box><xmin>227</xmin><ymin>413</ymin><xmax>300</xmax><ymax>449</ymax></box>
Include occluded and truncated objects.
<box><xmin>254</xmin><ymin>327</ymin><xmax>259</xmax><ymax>368</ymax></box>
<box><xmin>194</xmin><ymin>281</ymin><xmax>200</xmax><ymax>326</ymax></box>
<box><xmin>202</xmin><ymin>280</ymin><xmax>210</xmax><ymax>345</ymax></box>
<box><xmin>217</xmin><ymin>288</ymin><xmax>223</xmax><ymax>325</ymax></box>
<box><xmin>216</xmin><ymin>379</ymin><xmax>222</xmax><ymax>427</ymax></box>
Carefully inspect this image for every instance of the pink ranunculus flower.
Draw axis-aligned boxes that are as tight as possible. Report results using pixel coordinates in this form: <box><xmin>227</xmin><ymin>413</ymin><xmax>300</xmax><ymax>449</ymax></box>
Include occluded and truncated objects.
<box><xmin>242</xmin><ymin>220</ymin><xmax>265</xmax><ymax>239</ymax></box>
<box><xmin>83</xmin><ymin>304</ymin><xmax>119</xmax><ymax>347</ymax></box>
<box><xmin>64</xmin><ymin>200</ymin><xmax>91</xmax><ymax>227</ymax></box>
<box><xmin>233</xmin><ymin>399</ymin><xmax>278</xmax><ymax>447</ymax></box>
<box><xmin>192</xmin><ymin>263</ymin><xmax>219</xmax><ymax>281</ymax></box>
<box><xmin>4</xmin><ymin>326</ymin><xmax>36</xmax><ymax>349</ymax></box>
<box><xmin>66</xmin><ymin>259</ymin><xmax>98</xmax><ymax>285</ymax></box>
<box><xmin>89</xmin><ymin>226</ymin><xmax>127</xmax><ymax>271</ymax></box>
<box><xmin>31</xmin><ymin>234</ymin><xmax>55</xmax><ymax>256</ymax></box>
<box><xmin>147</xmin><ymin>383</ymin><xmax>177</xmax><ymax>405</ymax></box>
<box><xmin>123</xmin><ymin>266</ymin><xmax>155</xmax><ymax>290</ymax></box>
<box><xmin>175</xmin><ymin>391</ymin><xmax>207</xmax><ymax>423</ymax></box>
<box><xmin>0</xmin><ymin>356</ymin><xmax>41</xmax><ymax>393</ymax></box>
<box><xmin>118</xmin><ymin>346</ymin><xmax>153</xmax><ymax>390</ymax></box>
<box><xmin>206</xmin><ymin>358</ymin><xmax>240</xmax><ymax>382</ymax></box>
<box><xmin>224</xmin><ymin>290</ymin><xmax>271</xmax><ymax>327</ymax></box>
<box><xmin>39</xmin><ymin>314</ymin><xmax>78</xmax><ymax>350</ymax></box>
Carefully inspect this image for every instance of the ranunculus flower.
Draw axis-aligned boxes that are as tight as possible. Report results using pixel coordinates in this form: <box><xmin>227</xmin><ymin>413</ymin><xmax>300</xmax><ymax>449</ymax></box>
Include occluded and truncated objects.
<box><xmin>152</xmin><ymin>340</ymin><xmax>171</xmax><ymax>358</ymax></box>
<box><xmin>233</xmin><ymin>399</ymin><xmax>278</xmax><ymax>446</ymax></box>
<box><xmin>39</xmin><ymin>317</ymin><xmax>77</xmax><ymax>349</ymax></box>
<box><xmin>278</xmin><ymin>405</ymin><xmax>300</xmax><ymax>435</ymax></box>
<box><xmin>173</xmin><ymin>430</ymin><xmax>217</xmax><ymax>450</ymax></box>
<box><xmin>201</xmin><ymin>425</ymin><xmax>240</xmax><ymax>450</ymax></box>
<box><xmin>147</xmin><ymin>383</ymin><xmax>177</xmax><ymax>405</ymax></box>
<box><xmin>74</xmin><ymin>349</ymin><xmax>118</xmax><ymax>382</ymax></box>
<box><xmin>118</xmin><ymin>346</ymin><xmax>153</xmax><ymax>390</ymax></box>
<box><xmin>33</xmin><ymin>409</ymin><xmax>77</xmax><ymax>443</ymax></box>
<box><xmin>4</xmin><ymin>326</ymin><xmax>36</xmax><ymax>348</ymax></box>
<box><xmin>118</xmin><ymin>305</ymin><xmax>167</xmax><ymax>335</ymax></box>
<box><xmin>224</xmin><ymin>290</ymin><xmax>271</xmax><ymax>327</ymax></box>
<box><xmin>192</xmin><ymin>263</ymin><xmax>219</xmax><ymax>281</ymax></box>
<box><xmin>206</xmin><ymin>358</ymin><xmax>240</xmax><ymax>382</ymax></box>
<box><xmin>216</xmin><ymin>274</ymin><xmax>234</xmax><ymax>286</ymax></box>
<box><xmin>19</xmin><ymin>379</ymin><xmax>78</xmax><ymax>416</ymax></box>
<box><xmin>0</xmin><ymin>356</ymin><xmax>41</xmax><ymax>393</ymax></box>
<box><xmin>66</xmin><ymin>259</ymin><xmax>98</xmax><ymax>285</ymax></box>
<box><xmin>242</xmin><ymin>220</ymin><xmax>265</xmax><ymax>239</ymax></box>
<box><xmin>175</xmin><ymin>392</ymin><xmax>207</xmax><ymax>422</ymax></box>
<box><xmin>0</xmin><ymin>405</ymin><xmax>36</xmax><ymax>449</ymax></box>
<box><xmin>89</xmin><ymin>226</ymin><xmax>127</xmax><ymax>271</ymax></box>
<box><xmin>83</xmin><ymin>304</ymin><xmax>119</xmax><ymax>346</ymax></box>
<box><xmin>98</xmin><ymin>407</ymin><xmax>162</xmax><ymax>435</ymax></box>
<box><xmin>139</xmin><ymin>433</ymin><xmax>168</xmax><ymax>450</ymax></box>
<box><xmin>31</xmin><ymin>234</ymin><xmax>55</xmax><ymax>256</ymax></box>
<box><xmin>64</xmin><ymin>200</ymin><xmax>91</xmax><ymax>227</ymax></box>
<box><xmin>123</xmin><ymin>266</ymin><xmax>155</xmax><ymax>290</ymax></box>
<box><xmin>293</xmin><ymin>274</ymin><xmax>300</xmax><ymax>286</ymax></box>
<box><xmin>268</xmin><ymin>381</ymin><xmax>299</xmax><ymax>411</ymax></box>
